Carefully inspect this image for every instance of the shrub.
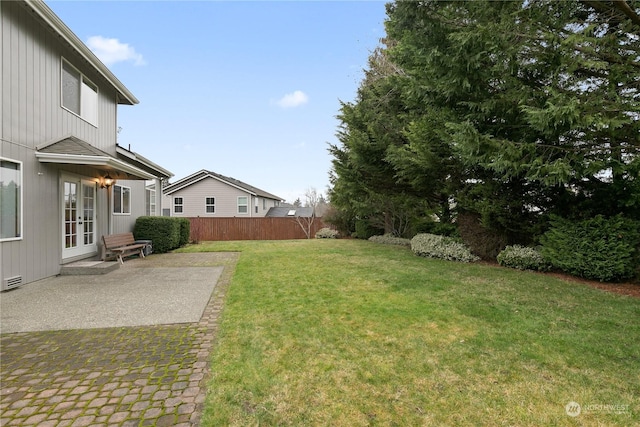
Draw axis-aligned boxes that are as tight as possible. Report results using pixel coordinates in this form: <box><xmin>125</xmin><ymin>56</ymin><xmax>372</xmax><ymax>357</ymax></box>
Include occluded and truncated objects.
<box><xmin>411</xmin><ymin>233</ymin><xmax>479</xmax><ymax>263</ymax></box>
<box><xmin>315</xmin><ymin>228</ymin><xmax>340</xmax><ymax>239</ymax></box>
<box><xmin>177</xmin><ymin>218</ymin><xmax>191</xmax><ymax>246</ymax></box>
<box><xmin>540</xmin><ymin>215</ymin><xmax>640</xmax><ymax>282</ymax></box>
<box><xmin>369</xmin><ymin>234</ymin><xmax>411</xmax><ymax>247</ymax></box>
<box><xmin>497</xmin><ymin>245</ymin><xmax>549</xmax><ymax>271</ymax></box>
<box><xmin>134</xmin><ymin>216</ymin><xmax>181</xmax><ymax>254</ymax></box>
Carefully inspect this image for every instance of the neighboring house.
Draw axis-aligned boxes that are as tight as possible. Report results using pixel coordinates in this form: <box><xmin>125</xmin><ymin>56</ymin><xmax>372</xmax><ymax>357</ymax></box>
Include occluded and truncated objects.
<box><xmin>163</xmin><ymin>170</ymin><xmax>283</xmax><ymax>217</ymax></box>
<box><xmin>1</xmin><ymin>0</ymin><xmax>172</xmax><ymax>289</ymax></box>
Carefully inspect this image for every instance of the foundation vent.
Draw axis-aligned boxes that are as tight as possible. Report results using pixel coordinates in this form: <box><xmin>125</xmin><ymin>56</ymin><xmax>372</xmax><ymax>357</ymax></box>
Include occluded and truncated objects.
<box><xmin>2</xmin><ymin>276</ymin><xmax>22</xmax><ymax>291</ymax></box>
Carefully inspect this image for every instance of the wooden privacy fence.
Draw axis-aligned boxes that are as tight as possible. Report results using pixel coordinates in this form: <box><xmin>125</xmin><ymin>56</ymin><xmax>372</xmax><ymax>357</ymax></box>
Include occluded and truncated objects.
<box><xmin>188</xmin><ymin>217</ymin><xmax>329</xmax><ymax>241</ymax></box>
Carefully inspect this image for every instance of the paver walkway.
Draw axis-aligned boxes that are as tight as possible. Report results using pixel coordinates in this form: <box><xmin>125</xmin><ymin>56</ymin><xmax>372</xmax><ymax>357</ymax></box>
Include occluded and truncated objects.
<box><xmin>0</xmin><ymin>252</ymin><xmax>239</xmax><ymax>427</ymax></box>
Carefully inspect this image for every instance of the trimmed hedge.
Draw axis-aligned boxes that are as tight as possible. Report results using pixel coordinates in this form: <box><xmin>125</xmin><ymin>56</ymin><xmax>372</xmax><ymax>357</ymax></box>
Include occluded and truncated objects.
<box><xmin>134</xmin><ymin>216</ymin><xmax>183</xmax><ymax>254</ymax></box>
<box><xmin>411</xmin><ymin>233</ymin><xmax>479</xmax><ymax>263</ymax></box>
<box><xmin>177</xmin><ymin>218</ymin><xmax>191</xmax><ymax>246</ymax></box>
<box><xmin>540</xmin><ymin>215</ymin><xmax>640</xmax><ymax>282</ymax></box>
<box><xmin>497</xmin><ymin>245</ymin><xmax>549</xmax><ymax>271</ymax></box>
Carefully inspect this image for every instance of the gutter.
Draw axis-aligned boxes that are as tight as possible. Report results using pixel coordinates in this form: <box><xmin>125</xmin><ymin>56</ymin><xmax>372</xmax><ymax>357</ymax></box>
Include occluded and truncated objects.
<box><xmin>23</xmin><ymin>0</ymin><xmax>139</xmax><ymax>105</ymax></box>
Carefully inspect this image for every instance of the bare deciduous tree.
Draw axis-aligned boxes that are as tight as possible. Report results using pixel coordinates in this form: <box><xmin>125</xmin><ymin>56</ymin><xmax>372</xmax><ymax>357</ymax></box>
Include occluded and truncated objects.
<box><xmin>294</xmin><ymin>187</ymin><xmax>319</xmax><ymax>239</ymax></box>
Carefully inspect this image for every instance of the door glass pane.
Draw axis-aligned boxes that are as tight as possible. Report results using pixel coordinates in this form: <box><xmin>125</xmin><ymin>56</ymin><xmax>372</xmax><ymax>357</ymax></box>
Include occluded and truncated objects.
<box><xmin>64</xmin><ymin>182</ymin><xmax>78</xmax><ymax>248</ymax></box>
<box><xmin>83</xmin><ymin>184</ymin><xmax>95</xmax><ymax>245</ymax></box>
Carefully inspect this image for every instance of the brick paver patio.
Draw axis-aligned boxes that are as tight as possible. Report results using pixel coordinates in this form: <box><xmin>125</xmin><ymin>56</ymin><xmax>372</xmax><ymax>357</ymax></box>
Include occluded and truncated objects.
<box><xmin>0</xmin><ymin>252</ymin><xmax>238</xmax><ymax>427</ymax></box>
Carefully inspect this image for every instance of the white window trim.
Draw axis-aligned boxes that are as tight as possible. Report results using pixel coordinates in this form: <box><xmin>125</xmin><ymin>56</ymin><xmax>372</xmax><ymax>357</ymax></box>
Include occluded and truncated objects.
<box><xmin>0</xmin><ymin>157</ymin><xmax>23</xmax><ymax>242</ymax></box>
<box><xmin>113</xmin><ymin>184</ymin><xmax>131</xmax><ymax>215</ymax></box>
<box><xmin>61</xmin><ymin>58</ymin><xmax>99</xmax><ymax>127</ymax></box>
<box><xmin>205</xmin><ymin>197</ymin><xmax>215</xmax><ymax>214</ymax></box>
<box><xmin>174</xmin><ymin>197</ymin><xmax>184</xmax><ymax>215</ymax></box>
<box><xmin>237</xmin><ymin>196</ymin><xmax>248</xmax><ymax>214</ymax></box>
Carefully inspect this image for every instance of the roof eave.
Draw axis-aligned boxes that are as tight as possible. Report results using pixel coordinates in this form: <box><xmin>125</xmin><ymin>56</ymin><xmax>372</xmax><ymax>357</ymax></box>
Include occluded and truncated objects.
<box><xmin>35</xmin><ymin>152</ymin><xmax>156</xmax><ymax>180</ymax></box>
<box><xmin>116</xmin><ymin>146</ymin><xmax>174</xmax><ymax>179</ymax></box>
<box><xmin>24</xmin><ymin>0</ymin><xmax>139</xmax><ymax>106</ymax></box>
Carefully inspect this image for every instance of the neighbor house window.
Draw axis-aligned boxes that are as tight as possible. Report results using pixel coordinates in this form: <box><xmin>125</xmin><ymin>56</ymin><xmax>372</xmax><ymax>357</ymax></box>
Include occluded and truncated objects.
<box><xmin>174</xmin><ymin>197</ymin><xmax>183</xmax><ymax>214</ymax></box>
<box><xmin>113</xmin><ymin>185</ymin><xmax>131</xmax><ymax>214</ymax></box>
<box><xmin>146</xmin><ymin>188</ymin><xmax>156</xmax><ymax>216</ymax></box>
<box><xmin>237</xmin><ymin>196</ymin><xmax>248</xmax><ymax>214</ymax></box>
<box><xmin>0</xmin><ymin>158</ymin><xmax>22</xmax><ymax>241</ymax></box>
<box><xmin>62</xmin><ymin>59</ymin><xmax>98</xmax><ymax>126</ymax></box>
<box><xmin>205</xmin><ymin>197</ymin><xmax>215</xmax><ymax>213</ymax></box>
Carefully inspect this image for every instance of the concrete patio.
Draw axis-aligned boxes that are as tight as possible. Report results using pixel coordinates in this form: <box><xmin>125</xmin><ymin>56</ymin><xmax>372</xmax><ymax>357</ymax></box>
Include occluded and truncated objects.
<box><xmin>0</xmin><ymin>252</ymin><xmax>239</xmax><ymax>426</ymax></box>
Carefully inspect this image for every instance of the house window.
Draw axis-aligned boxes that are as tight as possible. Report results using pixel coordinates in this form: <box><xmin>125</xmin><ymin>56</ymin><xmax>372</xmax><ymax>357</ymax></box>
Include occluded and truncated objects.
<box><xmin>62</xmin><ymin>59</ymin><xmax>98</xmax><ymax>126</ymax></box>
<box><xmin>113</xmin><ymin>185</ymin><xmax>131</xmax><ymax>214</ymax></box>
<box><xmin>146</xmin><ymin>188</ymin><xmax>156</xmax><ymax>216</ymax></box>
<box><xmin>0</xmin><ymin>158</ymin><xmax>22</xmax><ymax>241</ymax></box>
<box><xmin>263</xmin><ymin>198</ymin><xmax>267</xmax><ymax>210</ymax></box>
<box><xmin>174</xmin><ymin>197</ymin><xmax>184</xmax><ymax>214</ymax></box>
<box><xmin>237</xmin><ymin>196</ymin><xmax>248</xmax><ymax>214</ymax></box>
<box><xmin>205</xmin><ymin>197</ymin><xmax>215</xmax><ymax>213</ymax></box>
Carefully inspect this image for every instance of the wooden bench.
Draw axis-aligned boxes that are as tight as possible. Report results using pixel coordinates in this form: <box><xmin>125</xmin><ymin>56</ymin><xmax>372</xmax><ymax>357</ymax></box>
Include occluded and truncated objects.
<box><xmin>102</xmin><ymin>232</ymin><xmax>146</xmax><ymax>264</ymax></box>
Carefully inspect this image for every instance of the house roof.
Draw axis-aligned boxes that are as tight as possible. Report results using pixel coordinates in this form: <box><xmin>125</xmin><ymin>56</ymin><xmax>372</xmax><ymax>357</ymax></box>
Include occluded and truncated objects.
<box><xmin>35</xmin><ymin>136</ymin><xmax>160</xmax><ymax>180</ymax></box>
<box><xmin>116</xmin><ymin>145</ymin><xmax>173</xmax><ymax>179</ymax></box>
<box><xmin>164</xmin><ymin>169</ymin><xmax>283</xmax><ymax>201</ymax></box>
<box><xmin>22</xmin><ymin>0</ymin><xmax>138</xmax><ymax>105</ymax></box>
<box><xmin>265</xmin><ymin>206</ymin><xmax>315</xmax><ymax>218</ymax></box>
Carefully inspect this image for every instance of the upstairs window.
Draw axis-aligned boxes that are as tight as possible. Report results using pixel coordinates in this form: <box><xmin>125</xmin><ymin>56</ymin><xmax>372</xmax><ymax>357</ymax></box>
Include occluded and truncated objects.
<box><xmin>205</xmin><ymin>197</ymin><xmax>215</xmax><ymax>213</ymax></box>
<box><xmin>62</xmin><ymin>59</ymin><xmax>98</xmax><ymax>126</ymax></box>
<box><xmin>113</xmin><ymin>185</ymin><xmax>131</xmax><ymax>214</ymax></box>
<box><xmin>237</xmin><ymin>196</ymin><xmax>248</xmax><ymax>214</ymax></box>
<box><xmin>0</xmin><ymin>158</ymin><xmax>22</xmax><ymax>241</ymax></box>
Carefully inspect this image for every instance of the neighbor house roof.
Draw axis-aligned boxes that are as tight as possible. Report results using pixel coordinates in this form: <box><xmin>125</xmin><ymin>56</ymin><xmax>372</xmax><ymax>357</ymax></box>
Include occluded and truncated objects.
<box><xmin>35</xmin><ymin>136</ymin><xmax>162</xmax><ymax>180</ymax></box>
<box><xmin>265</xmin><ymin>206</ymin><xmax>315</xmax><ymax>218</ymax></box>
<box><xmin>22</xmin><ymin>0</ymin><xmax>138</xmax><ymax>105</ymax></box>
<box><xmin>163</xmin><ymin>169</ymin><xmax>283</xmax><ymax>201</ymax></box>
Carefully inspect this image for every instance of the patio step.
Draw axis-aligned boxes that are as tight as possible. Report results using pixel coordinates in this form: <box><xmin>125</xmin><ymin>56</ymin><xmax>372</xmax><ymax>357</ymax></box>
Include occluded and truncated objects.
<box><xmin>60</xmin><ymin>260</ymin><xmax>120</xmax><ymax>276</ymax></box>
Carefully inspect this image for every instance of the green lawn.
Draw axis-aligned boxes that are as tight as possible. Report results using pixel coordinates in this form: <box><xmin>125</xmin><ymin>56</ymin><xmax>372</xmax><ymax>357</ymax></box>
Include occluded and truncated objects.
<box><xmin>179</xmin><ymin>239</ymin><xmax>639</xmax><ymax>426</ymax></box>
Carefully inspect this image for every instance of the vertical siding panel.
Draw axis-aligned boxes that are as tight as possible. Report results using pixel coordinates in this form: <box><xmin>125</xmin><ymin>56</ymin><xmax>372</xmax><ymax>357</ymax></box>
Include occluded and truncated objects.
<box><xmin>1</xmin><ymin>2</ymin><xmax>162</xmax><ymax>284</ymax></box>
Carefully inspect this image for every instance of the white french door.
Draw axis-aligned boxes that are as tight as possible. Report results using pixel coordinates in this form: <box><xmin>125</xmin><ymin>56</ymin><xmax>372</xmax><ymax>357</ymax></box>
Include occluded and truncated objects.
<box><xmin>62</xmin><ymin>176</ymin><xmax>97</xmax><ymax>259</ymax></box>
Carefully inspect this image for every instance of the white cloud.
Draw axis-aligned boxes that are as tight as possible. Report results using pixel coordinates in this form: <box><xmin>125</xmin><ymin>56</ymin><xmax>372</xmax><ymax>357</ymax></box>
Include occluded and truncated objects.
<box><xmin>86</xmin><ymin>36</ymin><xmax>146</xmax><ymax>66</ymax></box>
<box><xmin>275</xmin><ymin>90</ymin><xmax>309</xmax><ymax>108</ymax></box>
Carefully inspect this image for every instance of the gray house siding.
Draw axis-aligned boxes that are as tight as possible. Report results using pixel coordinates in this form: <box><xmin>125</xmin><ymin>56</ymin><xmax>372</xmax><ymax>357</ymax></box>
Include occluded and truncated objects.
<box><xmin>110</xmin><ymin>179</ymin><xmax>149</xmax><ymax>234</ymax></box>
<box><xmin>1</xmin><ymin>1</ymin><xmax>115</xmax><ymax>284</ymax></box>
<box><xmin>163</xmin><ymin>175</ymin><xmax>282</xmax><ymax>218</ymax></box>
<box><xmin>2</xmin><ymin>1</ymin><xmax>119</xmax><ymax>155</ymax></box>
<box><xmin>162</xmin><ymin>170</ymin><xmax>283</xmax><ymax>218</ymax></box>
<box><xmin>1</xmin><ymin>1</ymin><xmax>170</xmax><ymax>287</ymax></box>
<box><xmin>165</xmin><ymin>177</ymin><xmax>255</xmax><ymax>217</ymax></box>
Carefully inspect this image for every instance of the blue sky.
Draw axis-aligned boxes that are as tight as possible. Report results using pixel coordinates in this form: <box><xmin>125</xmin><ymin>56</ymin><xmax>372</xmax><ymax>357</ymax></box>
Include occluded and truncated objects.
<box><xmin>46</xmin><ymin>0</ymin><xmax>388</xmax><ymax>203</ymax></box>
